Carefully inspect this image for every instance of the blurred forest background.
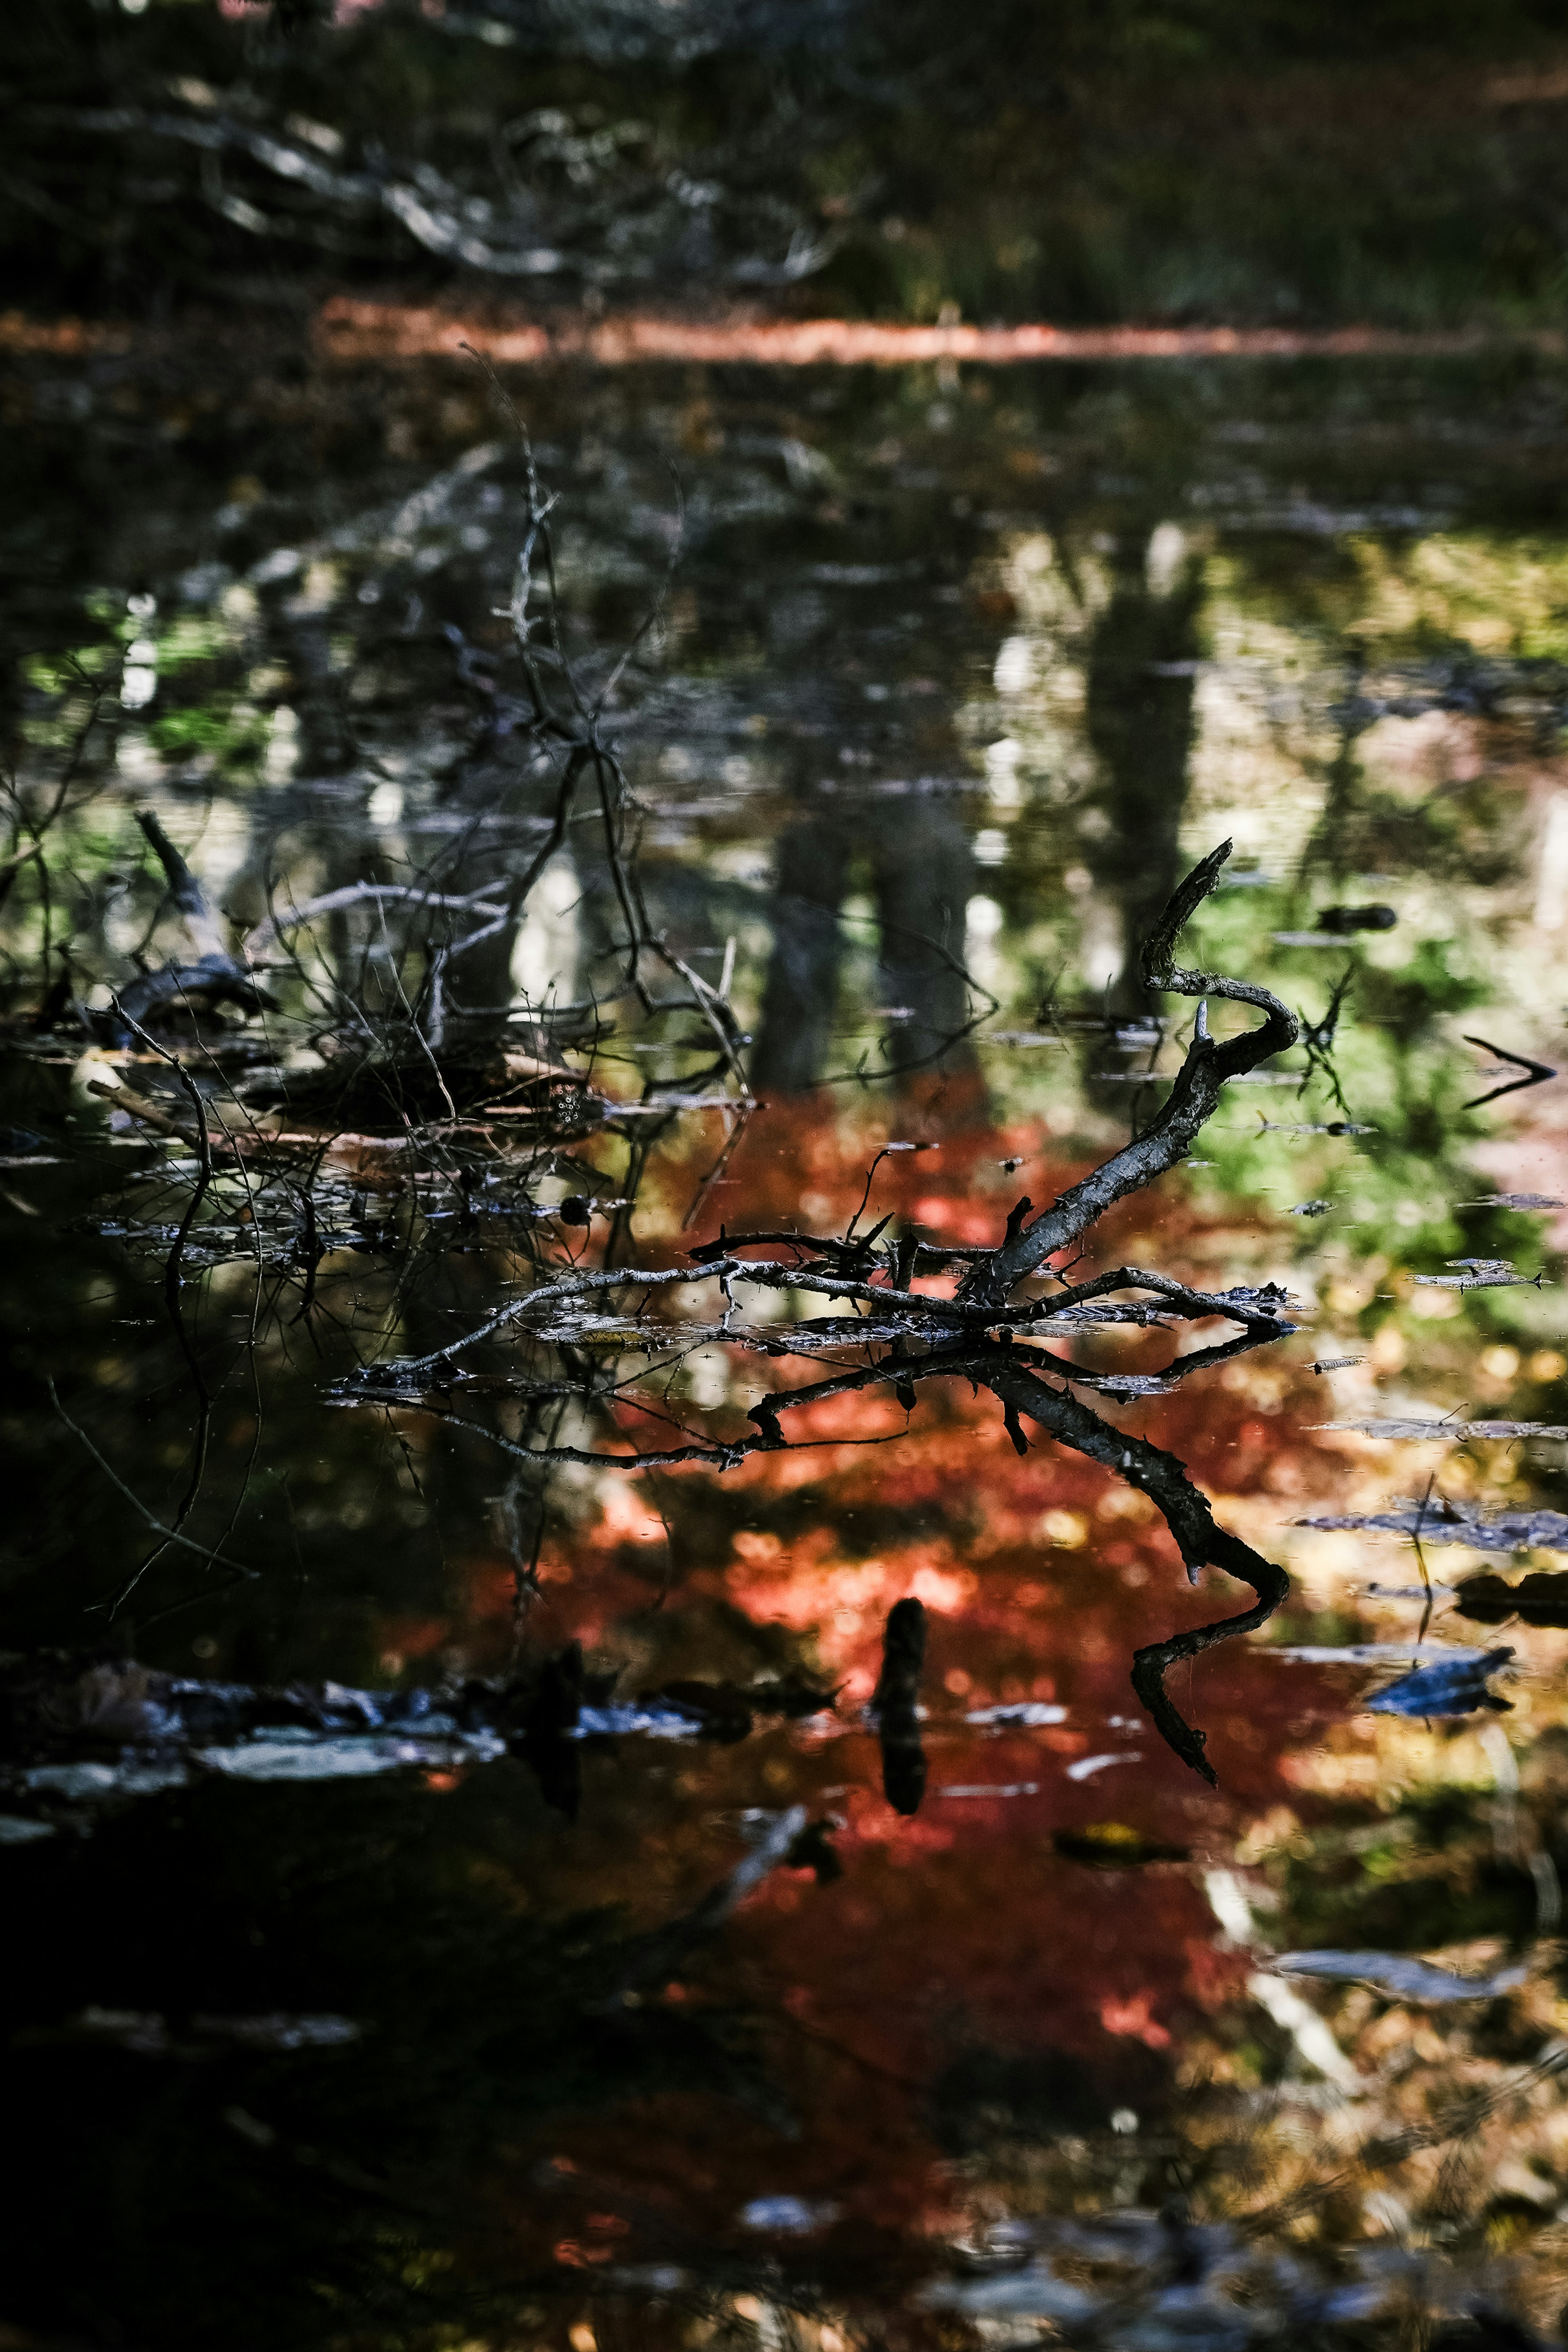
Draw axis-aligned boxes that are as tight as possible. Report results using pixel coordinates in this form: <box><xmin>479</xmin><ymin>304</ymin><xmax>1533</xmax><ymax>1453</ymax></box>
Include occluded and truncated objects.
<box><xmin>7</xmin><ymin>0</ymin><xmax>1568</xmax><ymax>332</ymax></box>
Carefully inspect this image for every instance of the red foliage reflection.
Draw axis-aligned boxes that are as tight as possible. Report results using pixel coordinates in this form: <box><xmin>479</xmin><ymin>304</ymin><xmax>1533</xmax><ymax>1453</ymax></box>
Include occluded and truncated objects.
<box><xmin>434</xmin><ymin>1101</ymin><xmax>1348</xmax><ymax>2273</ymax></box>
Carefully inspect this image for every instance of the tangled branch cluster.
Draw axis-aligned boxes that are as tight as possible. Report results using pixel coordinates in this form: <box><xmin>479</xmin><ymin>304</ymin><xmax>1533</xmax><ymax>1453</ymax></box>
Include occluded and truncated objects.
<box><xmin>7</xmin><ymin>399</ymin><xmax>1308</xmax><ymax>1783</ymax></box>
<box><xmin>343</xmin><ymin>837</ymin><xmax>1304</xmax><ymax>1783</ymax></box>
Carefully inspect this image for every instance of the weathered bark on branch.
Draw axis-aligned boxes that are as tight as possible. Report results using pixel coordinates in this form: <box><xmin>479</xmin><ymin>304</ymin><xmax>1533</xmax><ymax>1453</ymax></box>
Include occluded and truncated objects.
<box><xmin>960</xmin><ymin>840</ymin><xmax>1298</xmax><ymax>1304</ymax></box>
<box><xmin>984</xmin><ymin>1359</ymin><xmax>1290</xmax><ymax>1785</ymax></box>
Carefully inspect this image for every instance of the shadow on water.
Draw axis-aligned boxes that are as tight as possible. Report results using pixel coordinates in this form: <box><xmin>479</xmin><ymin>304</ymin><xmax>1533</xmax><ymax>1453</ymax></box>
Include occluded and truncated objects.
<box><xmin>8</xmin><ymin>335</ymin><xmax>1568</xmax><ymax>2345</ymax></box>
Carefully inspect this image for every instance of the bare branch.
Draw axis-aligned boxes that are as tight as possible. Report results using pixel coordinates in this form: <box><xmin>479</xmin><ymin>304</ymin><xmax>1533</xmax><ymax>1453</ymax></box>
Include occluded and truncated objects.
<box><xmin>958</xmin><ymin>842</ymin><xmax>1299</xmax><ymax>1303</ymax></box>
<box><xmin>985</xmin><ymin>1359</ymin><xmax>1290</xmax><ymax>1784</ymax></box>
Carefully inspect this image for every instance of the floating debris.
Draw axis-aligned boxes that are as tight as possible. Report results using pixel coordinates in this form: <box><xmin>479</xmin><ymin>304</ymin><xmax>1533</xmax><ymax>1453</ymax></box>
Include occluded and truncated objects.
<box><xmin>573</xmin><ymin>1703</ymin><xmax>734</xmax><ymax>1740</ymax></box>
<box><xmin>939</xmin><ymin>1781</ymin><xmax>1041</xmax><ymax>1799</ymax></box>
<box><xmin>1257</xmin><ymin>1118</ymin><xmax>1377</xmax><ymax>1135</ymax></box>
<box><xmin>1077</xmin><ymin>1371</ymin><xmax>1178</xmax><ymax>1398</ymax></box>
<box><xmin>1273</xmin><ymin>1952</ymin><xmax>1526</xmax><ymax>2002</ymax></box>
<box><xmin>1217</xmin><ymin>1280</ymin><xmax>1296</xmax><ymax>1318</ymax></box>
<box><xmin>197</xmin><ymin>1734</ymin><xmax>501</xmax><ymax>1782</ymax></box>
<box><xmin>1365</xmin><ymin>1581</ymin><xmax>1458</xmax><ymax>1600</ymax></box>
<box><xmin>1310</xmin><ymin>1420</ymin><xmax>1568</xmax><ymax>1441</ymax></box>
<box><xmin>738</xmin><ymin>2196</ymin><xmax>840</xmax><ymax>2236</ymax></box>
<box><xmin>24</xmin><ymin>1758</ymin><xmax>188</xmax><ymax>1800</ymax></box>
<box><xmin>1414</xmin><ymin>1261</ymin><xmax>1544</xmax><ymax>1292</ymax></box>
<box><xmin>923</xmin><ymin>2263</ymin><xmax>1098</xmax><ymax>2326</ymax></box>
<box><xmin>69</xmin><ymin>2007</ymin><xmax>362</xmax><ymax>2056</ymax></box>
<box><xmin>922</xmin><ymin>2210</ymin><xmax>1418</xmax><ymax>2336</ymax></box>
<box><xmin>1366</xmin><ymin>1647</ymin><xmax>1514</xmax><ymax>1717</ymax></box>
<box><xmin>1270</xmin><ymin>1642</ymin><xmax>1488</xmax><ymax>1665</ymax></box>
<box><xmin>1065</xmin><ymin>1752</ymin><xmax>1143</xmax><ymax>1781</ymax></box>
<box><xmin>1298</xmin><ymin>1500</ymin><xmax>1568</xmax><ymax>1553</ymax></box>
<box><xmin>1052</xmin><ymin>1822</ymin><xmax>1190</xmax><ymax>1868</ymax></box>
<box><xmin>0</xmin><ymin>1653</ymin><xmax>848</xmax><ymax>1830</ymax></box>
<box><xmin>966</xmin><ymin>1701</ymin><xmax>1068</xmax><ymax>1728</ymax></box>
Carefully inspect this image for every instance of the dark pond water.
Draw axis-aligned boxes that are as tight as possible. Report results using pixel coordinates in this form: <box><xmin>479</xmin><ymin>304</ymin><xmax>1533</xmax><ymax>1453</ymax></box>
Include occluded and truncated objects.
<box><xmin>8</xmin><ymin>329</ymin><xmax>1568</xmax><ymax>2349</ymax></box>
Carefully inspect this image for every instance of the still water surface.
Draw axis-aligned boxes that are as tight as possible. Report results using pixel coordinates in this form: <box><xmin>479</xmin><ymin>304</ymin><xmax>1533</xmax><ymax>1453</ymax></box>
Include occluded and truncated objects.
<box><xmin>7</xmin><ymin>333</ymin><xmax>1568</xmax><ymax>2346</ymax></box>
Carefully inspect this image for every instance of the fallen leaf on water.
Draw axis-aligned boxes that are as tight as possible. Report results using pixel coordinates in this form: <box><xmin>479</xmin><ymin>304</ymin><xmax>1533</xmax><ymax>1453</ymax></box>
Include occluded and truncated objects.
<box><xmin>1065</xmin><ymin>1752</ymin><xmax>1143</xmax><ymax>1782</ymax></box>
<box><xmin>1273</xmin><ymin>1951</ymin><xmax>1526</xmax><ymax>2002</ymax></box>
<box><xmin>1270</xmin><ymin>1642</ymin><xmax>1487</xmax><ymax>1665</ymax></box>
<box><xmin>1310</xmin><ymin>1420</ymin><xmax>1568</xmax><ymax>1441</ymax></box>
<box><xmin>1053</xmin><ymin>1822</ymin><xmax>1190</xmax><ymax>1868</ymax></box>
<box><xmin>1366</xmin><ymin>1647</ymin><xmax>1514</xmax><ymax>1718</ymax></box>
<box><xmin>1461</xmin><ymin>1192</ymin><xmax>1564</xmax><ymax>1210</ymax></box>
<box><xmin>1298</xmin><ymin>1501</ymin><xmax>1568</xmax><ymax>1552</ymax></box>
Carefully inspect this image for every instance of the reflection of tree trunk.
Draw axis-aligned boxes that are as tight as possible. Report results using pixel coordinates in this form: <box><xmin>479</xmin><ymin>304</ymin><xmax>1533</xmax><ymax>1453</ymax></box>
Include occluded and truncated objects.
<box><xmin>872</xmin><ymin>795</ymin><xmax>977</xmax><ymax>1081</ymax></box>
<box><xmin>1301</xmin><ymin>655</ymin><xmax>1368</xmax><ymax>890</ymax></box>
<box><xmin>1083</xmin><ymin>532</ymin><xmax>1204</xmax><ymax>1012</ymax></box>
<box><xmin>752</xmin><ymin>802</ymin><xmax>851</xmax><ymax>1094</ymax></box>
<box><xmin>873</xmin><ymin>1597</ymin><xmax>927</xmax><ymax>1817</ymax></box>
<box><xmin>423</xmin><ymin>748</ymin><xmax>599</xmax><ymax>1022</ymax></box>
<box><xmin>280</xmin><ymin>612</ymin><xmax>356</xmax><ymax>781</ymax></box>
<box><xmin>434</xmin><ymin>749</ymin><xmax>540</xmax><ymax>1018</ymax></box>
<box><xmin>753</xmin><ymin>788</ymin><xmax>981</xmax><ymax>1096</ymax></box>
<box><xmin>319</xmin><ymin>802</ymin><xmax>399</xmax><ymax>1022</ymax></box>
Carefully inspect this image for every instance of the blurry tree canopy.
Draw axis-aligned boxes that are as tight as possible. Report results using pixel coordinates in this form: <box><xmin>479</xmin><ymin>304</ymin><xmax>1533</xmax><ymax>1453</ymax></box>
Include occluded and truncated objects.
<box><xmin>7</xmin><ymin>0</ymin><xmax>1568</xmax><ymax>325</ymax></box>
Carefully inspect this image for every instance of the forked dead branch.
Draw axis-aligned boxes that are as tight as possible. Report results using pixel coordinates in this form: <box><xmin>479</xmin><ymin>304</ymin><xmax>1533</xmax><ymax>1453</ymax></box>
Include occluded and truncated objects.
<box><xmin>347</xmin><ymin>840</ymin><xmax>1302</xmax><ymax>1784</ymax></box>
<box><xmin>7</xmin><ymin>403</ymin><xmax>1307</xmax><ymax>1784</ymax></box>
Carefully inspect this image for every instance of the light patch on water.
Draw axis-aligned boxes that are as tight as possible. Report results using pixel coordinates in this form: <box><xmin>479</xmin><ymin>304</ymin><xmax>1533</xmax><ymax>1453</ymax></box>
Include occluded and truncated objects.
<box><xmin>984</xmin><ymin>735</ymin><xmax>1023</xmax><ymax>806</ymax></box>
<box><xmin>1145</xmin><ymin>521</ymin><xmax>1190</xmax><ymax>595</ymax></box>
<box><xmin>511</xmin><ymin>850</ymin><xmax>581</xmax><ymax>1007</ymax></box>
<box><xmin>196</xmin><ymin>1735</ymin><xmax>503</xmax><ymax>1781</ymax></box>
<box><xmin>939</xmin><ymin>1782</ymin><xmax>1041</xmax><ymax>1799</ymax></box>
<box><xmin>993</xmin><ymin>638</ymin><xmax>1034</xmax><ymax>694</ymax></box>
<box><xmin>265</xmin><ymin>705</ymin><xmax>298</xmax><ymax>781</ymax></box>
<box><xmin>964</xmin><ymin>891</ymin><xmax>1004</xmax><ymax>985</ymax></box>
<box><xmin>1246</xmin><ymin>1973</ymin><xmax>1362</xmax><ymax>2091</ymax></box>
<box><xmin>1537</xmin><ymin>790</ymin><xmax>1568</xmax><ymax>930</ymax></box>
<box><xmin>0</xmin><ymin>1815</ymin><xmax>57</xmax><ymax>1843</ymax></box>
<box><xmin>739</xmin><ymin>2196</ymin><xmax>840</xmax><ymax>2234</ymax></box>
<box><xmin>966</xmin><ymin>1702</ymin><xmax>1067</xmax><ymax>1726</ymax></box>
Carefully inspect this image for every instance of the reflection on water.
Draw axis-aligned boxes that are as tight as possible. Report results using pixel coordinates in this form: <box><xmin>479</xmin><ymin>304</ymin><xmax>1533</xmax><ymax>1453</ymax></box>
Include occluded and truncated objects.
<box><xmin>7</xmin><ymin>336</ymin><xmax>1568</xmax><ymax>2345</ymax></box>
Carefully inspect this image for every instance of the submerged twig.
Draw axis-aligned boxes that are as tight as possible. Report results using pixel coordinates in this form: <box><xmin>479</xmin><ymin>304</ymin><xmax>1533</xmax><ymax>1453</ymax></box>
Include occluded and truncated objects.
<box><xmin>1462</xmin><ymin>1033</ymin><xmax>1557</xmax><ymax>1111</ymax></box>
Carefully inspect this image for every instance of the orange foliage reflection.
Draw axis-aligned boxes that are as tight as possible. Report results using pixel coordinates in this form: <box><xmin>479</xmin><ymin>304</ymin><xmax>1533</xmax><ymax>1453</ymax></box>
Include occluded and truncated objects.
<box><xmin>428</xmin><ymin>1100</ymin><xmax>1354</xmax><ymax>2273</ymax></box>
<box><xmin>311</xmin><ymin>296</ymin><xmax>1518</xmax><ymax>370</ymax></box>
